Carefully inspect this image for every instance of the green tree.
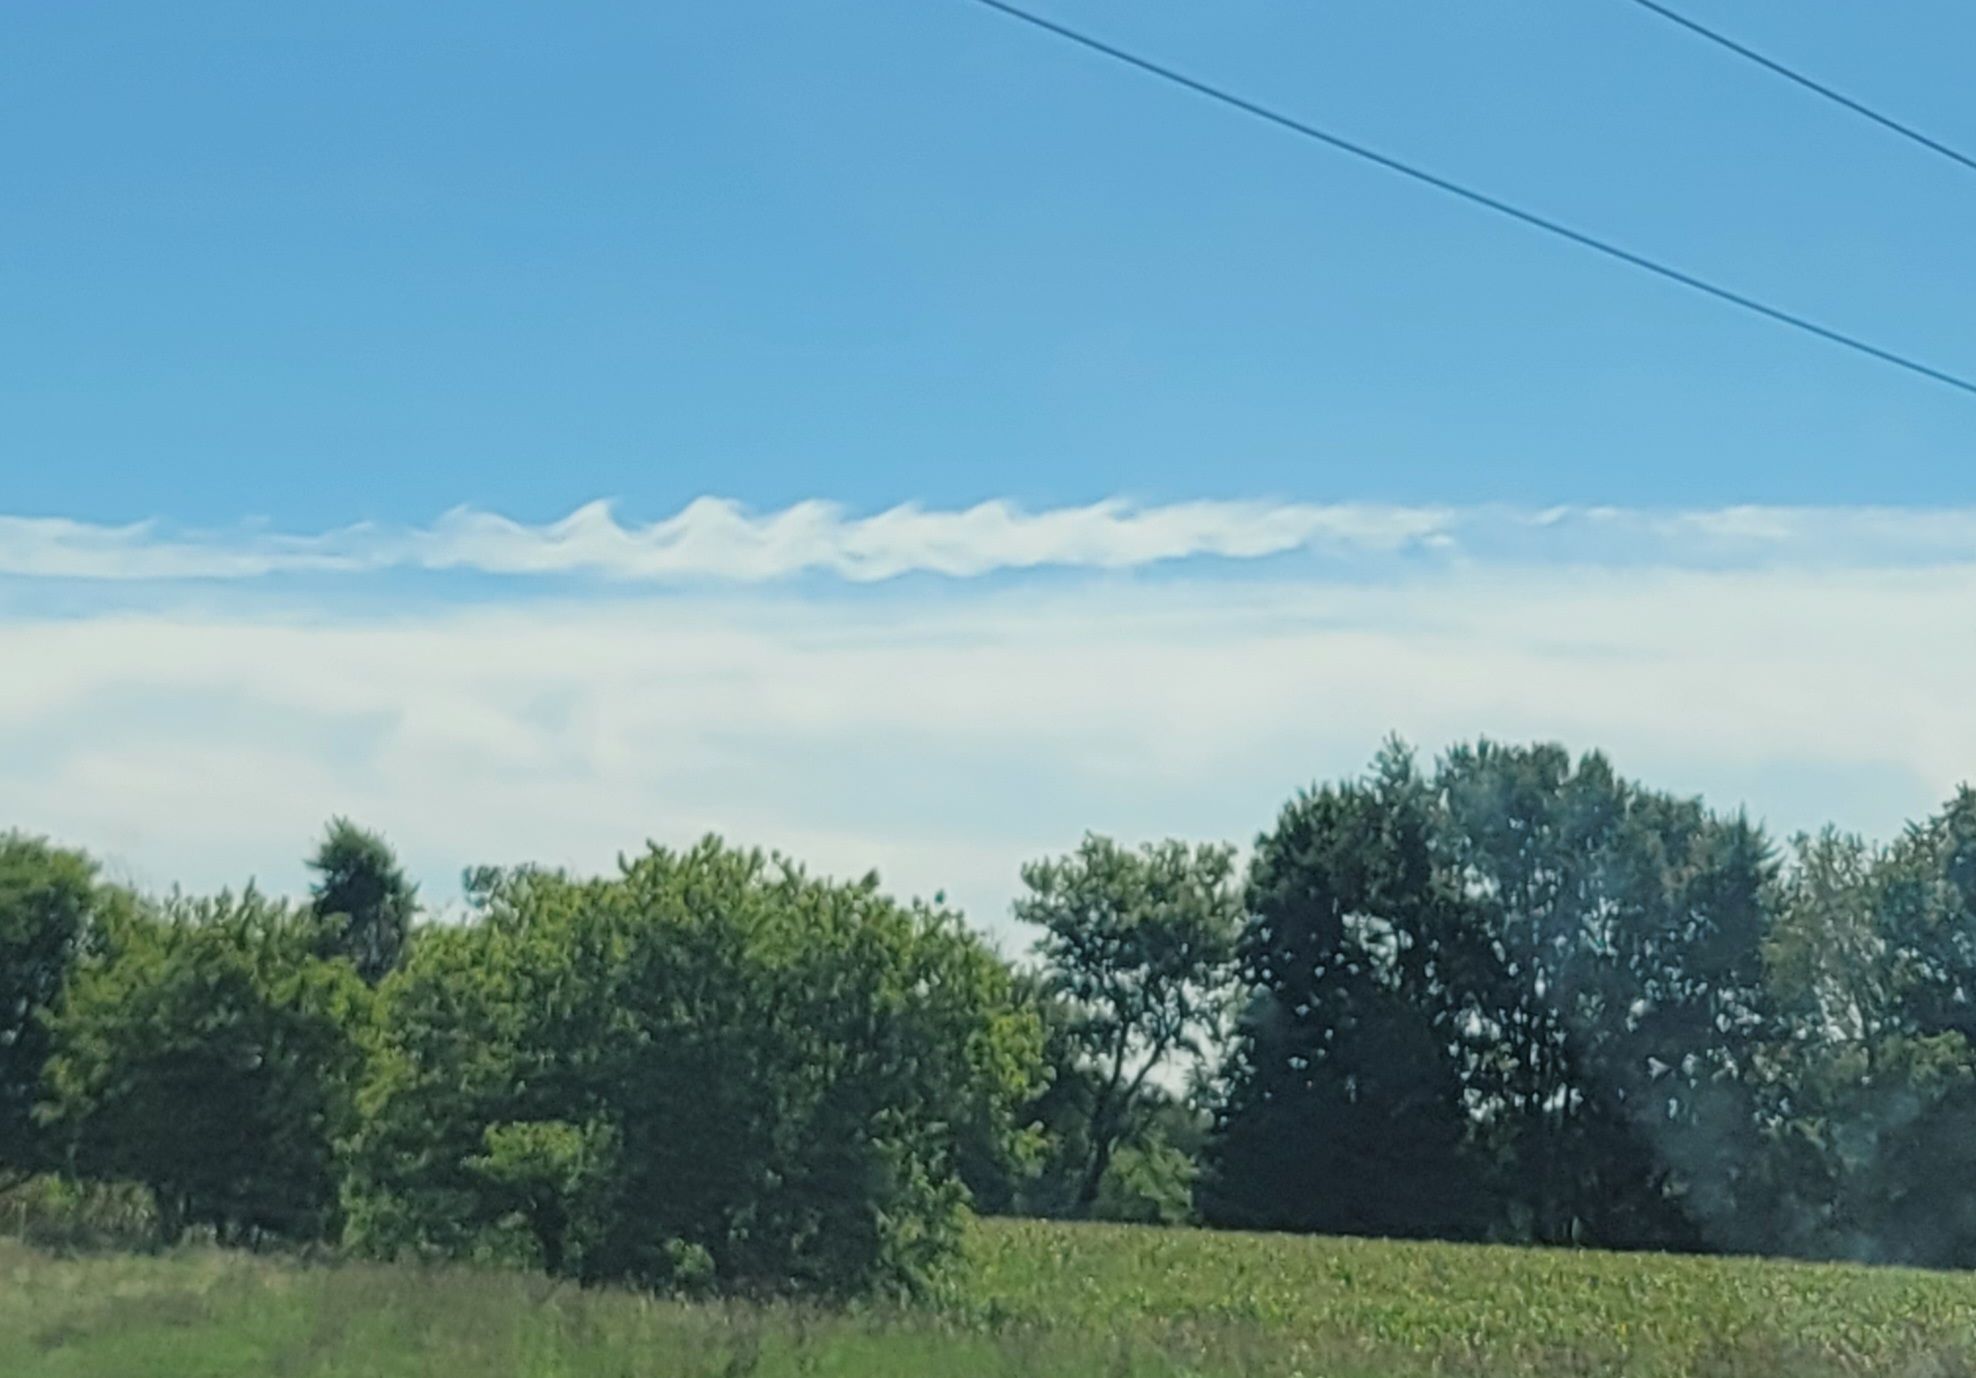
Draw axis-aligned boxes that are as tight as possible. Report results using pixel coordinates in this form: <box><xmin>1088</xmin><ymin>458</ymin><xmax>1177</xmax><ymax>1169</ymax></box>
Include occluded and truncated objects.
<box><xmin>1015</xmin><ymin>834</ymin><xmax>1241</xmax><ymax>1215</ymax></box>
<box><xmin>953</xmin><ymin>972</ymin><xmax>1073</xmax><ymax>1216</ymax></box>
<box><xmin>40</xmin><ymin>890</ymin><xmax>370</xmax><ymax>1243</ymax></box>
<box><xmin>307</xmin><ymin>818</ymin><xmax>417</xmax><ymax>985</ymax></box>
<box><xmin>961</xmin><ymin>975</ymin><xmax>1215</xmax><ymax>1221</ymax></box>
<box><xmin>346</xmin><ymin>838</ymin><xmax>1042</xmax><ymax>1296</ymax></box>
<box><xmin>1094</xmin><ymin>1135</ymin><xmax>1199</xmax><ymax>1225</ymax></box>
<box><xmin>0</xmin><ymin>834</ymin><xmax>107</xmax><ymax>1186</ymax></box>
<box><xmin>1750</xmin><ymin>811</ymin><xmax>1976</xmax><ymax>1266</ymax></box>
<box><xmin>466</xmin><ymin>1119</ymin><xmax>621</xmax><ymax>1276</ymax></box>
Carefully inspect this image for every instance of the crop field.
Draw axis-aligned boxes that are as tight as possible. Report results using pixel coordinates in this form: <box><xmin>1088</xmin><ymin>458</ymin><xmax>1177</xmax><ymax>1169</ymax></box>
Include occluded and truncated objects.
<box><xmin>8</xmin><ymin>1219</ymin><xmax>1976</xmax><ymax>1377</ymax></box>
<box><xmin>961</xmin><ymin>1220</ymin><xmax>1976</xmax><ymax>1375</ymax></box>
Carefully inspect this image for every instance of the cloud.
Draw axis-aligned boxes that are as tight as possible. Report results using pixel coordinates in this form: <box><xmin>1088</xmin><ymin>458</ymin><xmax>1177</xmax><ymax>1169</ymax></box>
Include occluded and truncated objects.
<box><xmin>5</xmin><ymin>552</ymin><xmax>1975</xmax><ymax>940</ymax></box>
<box><xmin>0</xmin><ymin>497</ymin><xmax>1452</xmax><ymax>584</ymax></box>
<box><xmin>8</xmin><ymin>496</ymin><xmax>1976</xmax><ymax>584</ymax></box>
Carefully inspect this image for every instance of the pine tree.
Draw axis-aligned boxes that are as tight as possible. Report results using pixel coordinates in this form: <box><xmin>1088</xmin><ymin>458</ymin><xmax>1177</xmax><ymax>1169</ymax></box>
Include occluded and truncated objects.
<box><xmin>307</xmin><ymin>818</ymin><xmax>417</xmax><ymax>984</ymax></box>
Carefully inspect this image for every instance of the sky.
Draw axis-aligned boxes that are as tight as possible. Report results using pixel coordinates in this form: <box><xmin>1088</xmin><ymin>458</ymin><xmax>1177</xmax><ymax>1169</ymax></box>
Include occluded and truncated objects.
<box><xmin>5</xmin><ymin>1</ymin><xmax>1976</xmax><ymax>943</ymax></box>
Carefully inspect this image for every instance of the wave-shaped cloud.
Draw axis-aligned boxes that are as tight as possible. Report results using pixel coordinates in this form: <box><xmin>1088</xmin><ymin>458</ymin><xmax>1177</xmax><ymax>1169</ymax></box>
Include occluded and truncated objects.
<box><xmin>0</xmin><ymin>498</ymin><xmax>1446</xmax><ymax>583</ymax></box>
<box><xmin>8</xmin><ymin>497</ymin><xmax>1976</xmax><ymax>583</ymax></box>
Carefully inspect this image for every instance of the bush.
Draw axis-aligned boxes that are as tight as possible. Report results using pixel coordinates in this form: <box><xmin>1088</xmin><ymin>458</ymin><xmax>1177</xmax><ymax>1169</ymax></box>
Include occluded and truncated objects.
<box><xmin>0</xmin><ymin>1176</ymin><xmax>162</xmax><ymax>1253</ymax></box>
<box><xmin>39</xmin><ymin>890</ymin><xmax>371</xmax><ymax>1245</ymax></box>
<box><xmin>1093</xmin><ymin>1140</ymin><xmax>1198</xmax><ymax>1226</ymax></box>
<box><xmin>344</xmin><ymin>838</ymin><xmax>1043</xmax><ymax>1297</ymax></box>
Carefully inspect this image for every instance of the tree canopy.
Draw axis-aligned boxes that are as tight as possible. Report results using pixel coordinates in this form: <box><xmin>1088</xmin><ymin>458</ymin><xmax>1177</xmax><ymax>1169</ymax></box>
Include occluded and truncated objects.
<box><xmin>1016</xmin><ymin>834</ymin><xmax>1240</xmax><ymax>1215</ymax></box>
<box><xmin>0</xmin><ymin>834</ymin><xmax>109</xmax><ymax>1185</ymax></box>
<box><xmin>40</xmin><ymin>889</ymin><xmax>369</xmax><ymax>1243</ymax></box>
<box><xmin>344</xmin><ymin>838</ymin><xmax>1043</xmax><ymax>1295</ymax></box>
<box><xmin>307</xmin><ymin>817</ymin><xmax>417</xmax><ymax>985</ymax></box>
<box><xmin>12</xmin><ymin>736</ymin><xmax>1976</xmax><ymax>1287</ymax></box>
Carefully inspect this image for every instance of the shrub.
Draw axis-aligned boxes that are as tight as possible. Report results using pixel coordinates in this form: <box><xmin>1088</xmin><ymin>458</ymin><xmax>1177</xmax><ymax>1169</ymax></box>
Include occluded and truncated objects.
<box><xmin>344</xmin><ymin>838</ymin><xmax>1043</xmax><ymax>1297</ymax></box>
<box><xmin>39</xmin><ymin>890</ymin><xmax>370</xmax><ymax>1245</ymax></box>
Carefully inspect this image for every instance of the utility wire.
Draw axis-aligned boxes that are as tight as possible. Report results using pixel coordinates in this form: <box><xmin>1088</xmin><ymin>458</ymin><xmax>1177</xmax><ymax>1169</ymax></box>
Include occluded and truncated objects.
<box><xmin>967</xmin><ymin>0</ymin><xmax>1976</xmax><ymax>400</ymax></box>
<box><xmin>1623</xmin><ymin>0</ymin><xmax>1976</xmax><ymax>178</ymax></box>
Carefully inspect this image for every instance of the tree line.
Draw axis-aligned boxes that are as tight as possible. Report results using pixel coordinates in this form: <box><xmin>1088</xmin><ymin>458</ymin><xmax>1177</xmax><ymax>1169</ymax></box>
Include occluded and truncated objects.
<box><xmin>4</xmin><ymin>737</ymin><xmax>1976</xmax><ymax>1294</ymax></box>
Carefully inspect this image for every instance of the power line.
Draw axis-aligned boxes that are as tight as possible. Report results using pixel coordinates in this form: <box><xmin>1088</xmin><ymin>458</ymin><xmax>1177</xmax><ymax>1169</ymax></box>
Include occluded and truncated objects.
<box><xmin>966</xmin><ymin>0</ymin><xmax>1976</xmax><ymax>400</ymax></box>
<box><xmin>1623</xmin><ymin>0</ymin><xmax>1976</xmax><ymax>178</ymax></box>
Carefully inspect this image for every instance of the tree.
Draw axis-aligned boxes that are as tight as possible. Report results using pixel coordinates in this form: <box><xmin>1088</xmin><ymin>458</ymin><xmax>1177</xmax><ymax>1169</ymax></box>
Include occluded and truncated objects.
<box><xmin>1422</xmin><ymin>743</ymin><xmax>1778</xmax><ymax>1249</ymax></box>
<box><xmin>1094</xmin><ymin>1135</ymin><xmax>1199</xmax><ymax>1225</ymax></box>
<box><xmin>1015</xmin><ymin>834</ymin><xmax>1241</xmax><ymax>1215</ymax></box>
<box><xmin>1204</xmin><ymin>743</ymin><xmax>1490</xmax><ymax>1239</ymax></box>
<box><xmin>953</xmin><ymin>973</ymin><xmax>1082</xmax><ymax>1217</ymax></box>
<box><xmin>1206</xmin><ymin>740</ymin><xmax>1777</xmax><ymax>1250</ymax></box>
<box><xmin>465</xmin><ymin>1119</ymin><xmax>621</xmax><ymax>1277</ymax></box>
<box><xmin>345</xmin><ymin>838</ymin><xmax>1043</xmax><ymax>1296</ymax></box>
<box><xmin>307</xmin><ymin>818</ymin><xmax>417</xmax><ymax>985</ymax></box>
<box><xmin>1432</xmin><ymin>741</ymin><xmax>1774</xmax><ymax>1248</ymax></box>
<box><xmin>40</xmin><ymin>890</ymin><xmax>370</xmax><ymax>1243</ymax></box>
<box><xmin>0</xmin><ymin>834</ymin><xmax>106</xmax><ymax>1185</ymax></box>
<box><xmin>1877</xmin><ymin>788</ymin><xmax>1976</xmax><ymax>1044</ymax></box>
<box><xmin>1748</xmin><ymin>809</ymin><xmax>1976</xmax><ymax>1267</ymax></box>
<box><xmin>959</xmin><ymin>972</ymin><xmax>1219</xmax><ymax>1222</ymax></box>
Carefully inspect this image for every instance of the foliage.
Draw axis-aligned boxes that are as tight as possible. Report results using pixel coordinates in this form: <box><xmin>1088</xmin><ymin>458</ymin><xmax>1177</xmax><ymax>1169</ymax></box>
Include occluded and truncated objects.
<box><xmin>1435</xmin><ymin>740</ymin><xmax>1777</xmax><ymax>1247</ymax></box>
<box><xmin>1205</xmin><ymin>742</ymin><xmax>1490</xmax><ymax>1238</ymax></box>
<box><xmin>0</xmin><ymin>834</ymin><xmax>110</xmax><ymax>1184</ymax></box>
<box><xmin>38</xmin><ymin>890</ymin><xmax>370</xmax><ymax>1244</ymax></box>
<box><xmin>1210</xmin><ymin>738</ymin><xmax>1778</xmax><ymax>1248</ymax></box>
<box><xmin>307</xmin><ymin>817</ymin><xmax>418</xmax><ymax>985</ymax></box>
<box><xmin>954</xmin><ymin>974</ymin><xmax>1082</xmax><ymax>1217</ymax></box>
<box><xmin>1015</xmin><ymin>835</ymin><xmax>1240</xmax><ymax>1214</ymax></box>
<box><xmin>13</xmin><ymin>732</ymin><xmax>1976</xmax><ymax>1290</ymax></box>
<box><xmin>0</xmin><ymin>1176</ymin><xmax>160</xmax><ymax>1253</ymax></box>
<box><xmin>1091</xmin><ymin>1138</ymin><xmax>1197</xmax><ymax>1226</ymax></box>
<box><xmin>463</xmin><ymin>1119</ymin><xmax>621</xmax><ymax>1276</ymax></box>
<box><xmin>958</xmin><ymin>974</ymin><xmax>1211</xmax><ymax>1222</ymax></box>
<box><xmin>1879</xmin><ymin>788</ymin><xmax>1976</xmax><ymax>1043</ymax></box>
<box><xmin>1743</xmin><ymin>819</ymin><xmax>1976</xmax><ymax>1265</ymax></box>
<box><xmin>345</xmin><ymin>838</ymin><xmax>1043</xmax><ymax>1296</ymax></box>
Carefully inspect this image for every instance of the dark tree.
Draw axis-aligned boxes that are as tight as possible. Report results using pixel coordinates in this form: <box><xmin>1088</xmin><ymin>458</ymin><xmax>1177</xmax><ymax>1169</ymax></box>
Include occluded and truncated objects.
<box><xmin>1747</xmin><ymin>799</ymin><xmax>1976</xmax><ymax>1267</ymax></box>
<box><xmin>307</xmin><ymin>818</ymin><xmax>417</xmax><ymax>984</ymax></box>
<box><xmin>1877</xmin><ymin>788</ymin><xmax>1976</xmax><ymax>1044</ymax></box>
<box><xmin>1204</xmin><ymin>743</ymin><xmax>1489</xmax><ymax>1238</ymax></box>
<box><xmin>1432</xmin><ymin>741</ymin><xmax>1773</xmax><ymax>1248</ymax></box>
<box><xmin>1208</xmin><ymin>740</ymin><xmax>1776</xmax><ymax>1250</ymax></box>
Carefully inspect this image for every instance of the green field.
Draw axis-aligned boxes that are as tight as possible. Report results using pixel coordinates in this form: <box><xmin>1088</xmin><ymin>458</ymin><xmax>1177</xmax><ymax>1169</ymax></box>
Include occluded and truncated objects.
<box><xmin>8</xmin><ymin>1219</ymin><xmax>1976</xmax><ymax>1377</ymax></box>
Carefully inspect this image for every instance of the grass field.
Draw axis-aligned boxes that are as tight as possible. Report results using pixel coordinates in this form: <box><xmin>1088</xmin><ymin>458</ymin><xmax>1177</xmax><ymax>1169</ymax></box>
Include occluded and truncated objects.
<box><xmin>8</xmin><ymin>1219</ymin><xmax>1976</xmax><ymax>1376</ymax></box>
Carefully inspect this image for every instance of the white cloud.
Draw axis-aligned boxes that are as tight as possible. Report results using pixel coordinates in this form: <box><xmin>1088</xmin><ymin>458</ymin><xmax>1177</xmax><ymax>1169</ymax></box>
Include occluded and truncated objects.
<box><xmin>0</xmin><ymin>497</ymin><xmax>1453</xmax><ymax>583</ymax></box>
<box><xmin>8</xmin><ymin>496</ymin><xmax>1976</xmax><ymax>584</ymax></box>
<box><xmin>4</xmin><ymin>553</ymin><xmax>1975</xmax><ymax>941</ymax></box>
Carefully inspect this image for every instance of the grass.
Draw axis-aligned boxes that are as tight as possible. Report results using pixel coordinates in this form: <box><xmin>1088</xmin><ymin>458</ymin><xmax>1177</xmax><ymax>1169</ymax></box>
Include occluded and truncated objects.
<box><xmin>9</xmin><ymin>1218</ymin><xmax>1976</xmax><ymax>1376</ymax></box>
<box><xmin>0</xmin><ymin>1240</ymin><xmax>1138</xmax><ymax>1378</ymax></box>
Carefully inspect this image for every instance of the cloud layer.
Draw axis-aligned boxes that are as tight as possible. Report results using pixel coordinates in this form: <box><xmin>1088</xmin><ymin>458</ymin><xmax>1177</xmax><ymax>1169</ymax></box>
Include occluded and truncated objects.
<box><xmin>5</xmin><ymin>544</ymin><xmax>1974</xmax><ymax>936</ymax></box>
<box><xmin>10</xmin><ymin>497</ymin><xmax>1976</xmax><ymax>584</ymax></box>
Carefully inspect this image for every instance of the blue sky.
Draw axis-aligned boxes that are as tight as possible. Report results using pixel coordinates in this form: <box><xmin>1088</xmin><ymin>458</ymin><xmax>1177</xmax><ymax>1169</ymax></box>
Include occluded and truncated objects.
<box><xmin>5</xmin><ymin>1</ymin><xmax>1976</xmax><ymax>934</ymax></box>
<box><xmin>8</xmin><ymin>0</ymin><xmax>1976</xmax><ymax>524</ymax></box>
